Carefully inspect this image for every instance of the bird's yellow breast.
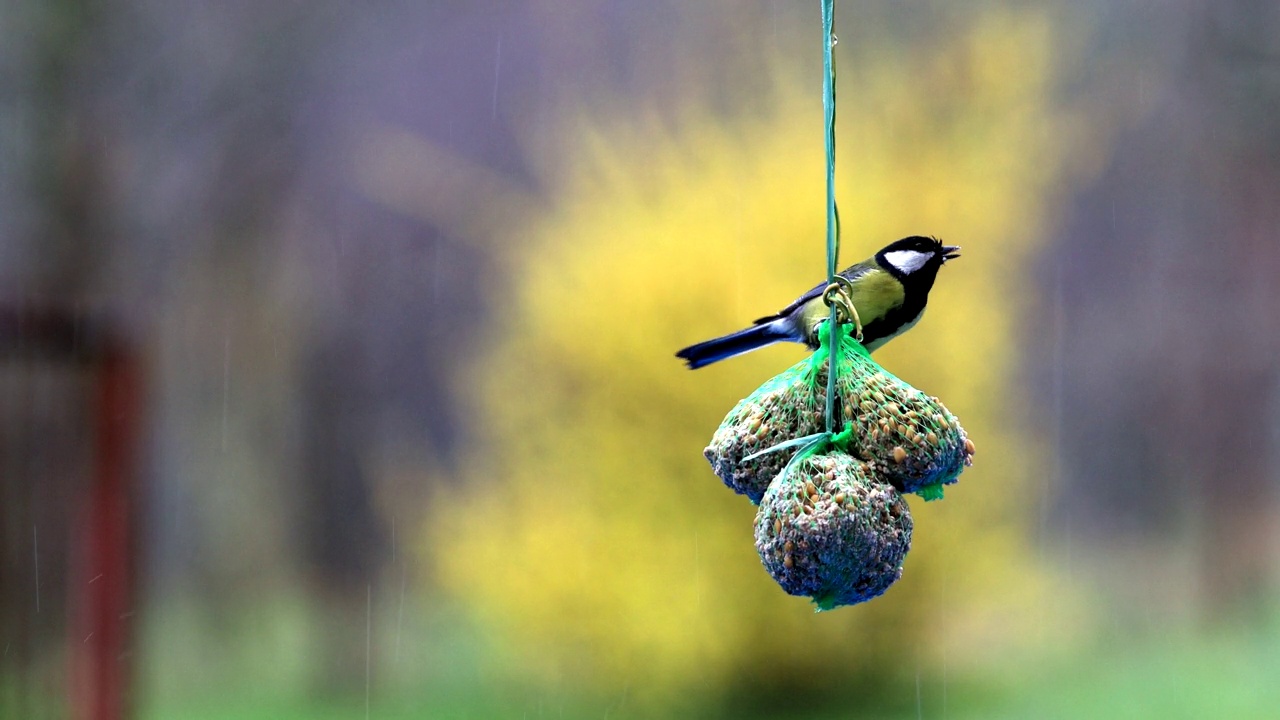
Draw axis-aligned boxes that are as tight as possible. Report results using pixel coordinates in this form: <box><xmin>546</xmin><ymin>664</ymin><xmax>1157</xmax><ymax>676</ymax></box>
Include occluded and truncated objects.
<box><xmin>849</xmin><ymin>271</ymin><xmax>905</xmax><ymax>324</ymax></box>
<box><xmin>799</xmin><ymin>269</ymin><xmax>904</xmax><ymax>330</ymax></box>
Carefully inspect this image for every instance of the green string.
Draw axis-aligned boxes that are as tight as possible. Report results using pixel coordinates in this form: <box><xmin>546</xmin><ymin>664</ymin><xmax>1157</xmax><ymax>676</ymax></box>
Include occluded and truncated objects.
<box><xmin>750</xmin><ymin>2</ymin><xmax>844</xmax><ymax>472</ymax></box>
<box><xmin>821</xmin><ymin>0</ymin><xmax>842</xmax><ymax>436</ymax></box>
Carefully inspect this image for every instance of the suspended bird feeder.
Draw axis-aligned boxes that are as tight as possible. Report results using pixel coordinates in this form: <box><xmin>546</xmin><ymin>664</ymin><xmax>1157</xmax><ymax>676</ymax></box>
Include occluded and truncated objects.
<box><xmin>692</xmin><ymin>0</ymin><xmax>975</xmax><ymax>609</ymax></box>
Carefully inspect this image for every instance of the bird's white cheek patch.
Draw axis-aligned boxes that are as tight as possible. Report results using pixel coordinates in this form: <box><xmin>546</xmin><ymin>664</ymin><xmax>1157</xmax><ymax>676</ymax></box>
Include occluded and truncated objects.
<box><xmin>883</xmin><ymin>249</ymin><xmax>931</xmax><ymax>275</ymax></box>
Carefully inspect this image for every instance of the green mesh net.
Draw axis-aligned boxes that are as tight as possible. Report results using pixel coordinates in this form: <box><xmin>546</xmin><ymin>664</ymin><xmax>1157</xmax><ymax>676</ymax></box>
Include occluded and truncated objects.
<box><xmin>753</xmin><ymin>451</ymin><xmax>912</xmax><ymax>610</ymax></box>
<box><xmin>703</xmin><ymin>360</ymin><xmax>827</xmax><ymax>504</ymax></box>
<box><xmin>705</xmin><ymin>324</ymin><xmax>974</xmax><ymax>503</ymax></box>
<box><xmin>811</xmin><ymin>325</ymin><xmax>974</xmax><ymax>497</ymax></box>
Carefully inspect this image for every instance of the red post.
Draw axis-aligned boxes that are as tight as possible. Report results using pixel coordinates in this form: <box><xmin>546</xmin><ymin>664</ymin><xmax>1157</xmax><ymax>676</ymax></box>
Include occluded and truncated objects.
<box><xmin>72</xmin><ymin>338</ymin><xmax>142</xmax><ymax>720</ymax></box>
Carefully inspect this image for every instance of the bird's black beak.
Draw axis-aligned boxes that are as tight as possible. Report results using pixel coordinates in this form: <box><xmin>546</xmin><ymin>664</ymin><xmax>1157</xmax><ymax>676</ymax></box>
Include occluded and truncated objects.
<box><xmin>941</xmin><ymin>245</ymin><xmax>961</xmax><ymax>261</ymax></box>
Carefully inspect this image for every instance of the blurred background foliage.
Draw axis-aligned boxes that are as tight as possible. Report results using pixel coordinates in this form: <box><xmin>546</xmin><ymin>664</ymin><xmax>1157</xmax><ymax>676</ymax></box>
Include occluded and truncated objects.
<box><xmin>3</xmin><ymin>0</ymin><xmax>1280</xmax><ymax>718</ymax></box>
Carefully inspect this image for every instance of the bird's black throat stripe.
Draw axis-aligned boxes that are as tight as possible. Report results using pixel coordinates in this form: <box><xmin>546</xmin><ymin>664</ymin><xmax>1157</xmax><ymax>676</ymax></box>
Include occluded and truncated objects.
<box><xmin>858</xmin><ymin>275</ymin><xmax>935</xmax><ymax>349</ymax></box>
<box><xmin>859</xmin><ymin>302</ymin><xmax>924</xmax><ymax>348</ymax></box>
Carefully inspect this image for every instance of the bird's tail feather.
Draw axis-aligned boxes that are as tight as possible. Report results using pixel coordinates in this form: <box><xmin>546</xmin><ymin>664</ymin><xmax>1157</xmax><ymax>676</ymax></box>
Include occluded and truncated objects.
<box><xmin>676</xmin><ymin>321</ymin><xmax>789</xmax><ymax>369</ymax></box>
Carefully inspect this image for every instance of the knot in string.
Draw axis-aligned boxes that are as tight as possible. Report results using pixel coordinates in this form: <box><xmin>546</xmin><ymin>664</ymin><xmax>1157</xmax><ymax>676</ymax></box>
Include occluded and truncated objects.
<box><xmin>821</xmin><ymin>277</ymin><xmax>863</xmax><ymax>343</ymax></box>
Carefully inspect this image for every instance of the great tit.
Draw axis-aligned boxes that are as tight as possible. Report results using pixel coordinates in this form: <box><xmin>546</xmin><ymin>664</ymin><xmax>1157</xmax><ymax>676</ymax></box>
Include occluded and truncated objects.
<box><xmin>676</xmin><ymin>236</ymin><xmax>960</xmax><ymax>369</ymax></box>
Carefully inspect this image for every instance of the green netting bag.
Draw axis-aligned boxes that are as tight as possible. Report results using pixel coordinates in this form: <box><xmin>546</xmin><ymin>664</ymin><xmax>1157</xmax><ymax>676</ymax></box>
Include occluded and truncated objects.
<box><xmin>703</xmin><ymin>361</ymin><xmax>827</xmax><ymax>504</ymax></box>
<box><xmin>705</xmin><ymin>324</ymin><xmax>974</xmax><ymax>503</ymax></box>
<box><xmin>810</xmin><ymin>325</ymin><xmax>975</xmax><ymax>499</ymax></box>
<box><xmin>754</xmin><ymin>451</ymin><xmax>912</xmax><ymax>610</ymax></box>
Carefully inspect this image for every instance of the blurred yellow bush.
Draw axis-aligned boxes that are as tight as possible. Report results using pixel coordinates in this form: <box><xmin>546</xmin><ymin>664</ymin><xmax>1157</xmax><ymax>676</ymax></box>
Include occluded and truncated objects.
<box><xmin>428</xmin><ymin>8</ymin><xmax>1077</xmax><ymax>708</ymax></box>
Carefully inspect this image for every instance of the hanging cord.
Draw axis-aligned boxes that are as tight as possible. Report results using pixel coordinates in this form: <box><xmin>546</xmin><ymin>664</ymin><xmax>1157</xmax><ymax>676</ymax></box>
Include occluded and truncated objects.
<box><xmin>740</xmin><ymin>1</ymin><xmax>853</xmax><ymax>471</ymax></box>
<box><xmin>821</xmin><ymin>0</ymin><xmax>842</xmax><ymax>435</ymax></box>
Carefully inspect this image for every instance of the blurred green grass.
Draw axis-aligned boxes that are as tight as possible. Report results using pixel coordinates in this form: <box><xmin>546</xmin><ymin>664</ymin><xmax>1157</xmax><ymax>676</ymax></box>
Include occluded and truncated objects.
<box><xmin>948</xmin><ymin>615</ymin><xmax>1280</xmax><ymax>720</ymax></box>
<box><xmin>136</xmin><ymin>595</ymin><xmax>1280</xmax><ymax>720</ymax></box>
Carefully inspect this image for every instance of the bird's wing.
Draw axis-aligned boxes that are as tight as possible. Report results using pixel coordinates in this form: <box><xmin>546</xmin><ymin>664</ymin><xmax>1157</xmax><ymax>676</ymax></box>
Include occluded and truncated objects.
<box><xmin>753</xmin><ymin>261</ymin><xmax>877</xmax><ymax>324</ymax></box>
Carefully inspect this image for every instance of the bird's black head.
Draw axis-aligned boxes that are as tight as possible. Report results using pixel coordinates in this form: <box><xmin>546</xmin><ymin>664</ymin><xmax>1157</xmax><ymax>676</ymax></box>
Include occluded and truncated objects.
<box><xmin>874</xmin><ymin>235</ymin><xmax>960</xmax><ymax>284</ymax></box>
